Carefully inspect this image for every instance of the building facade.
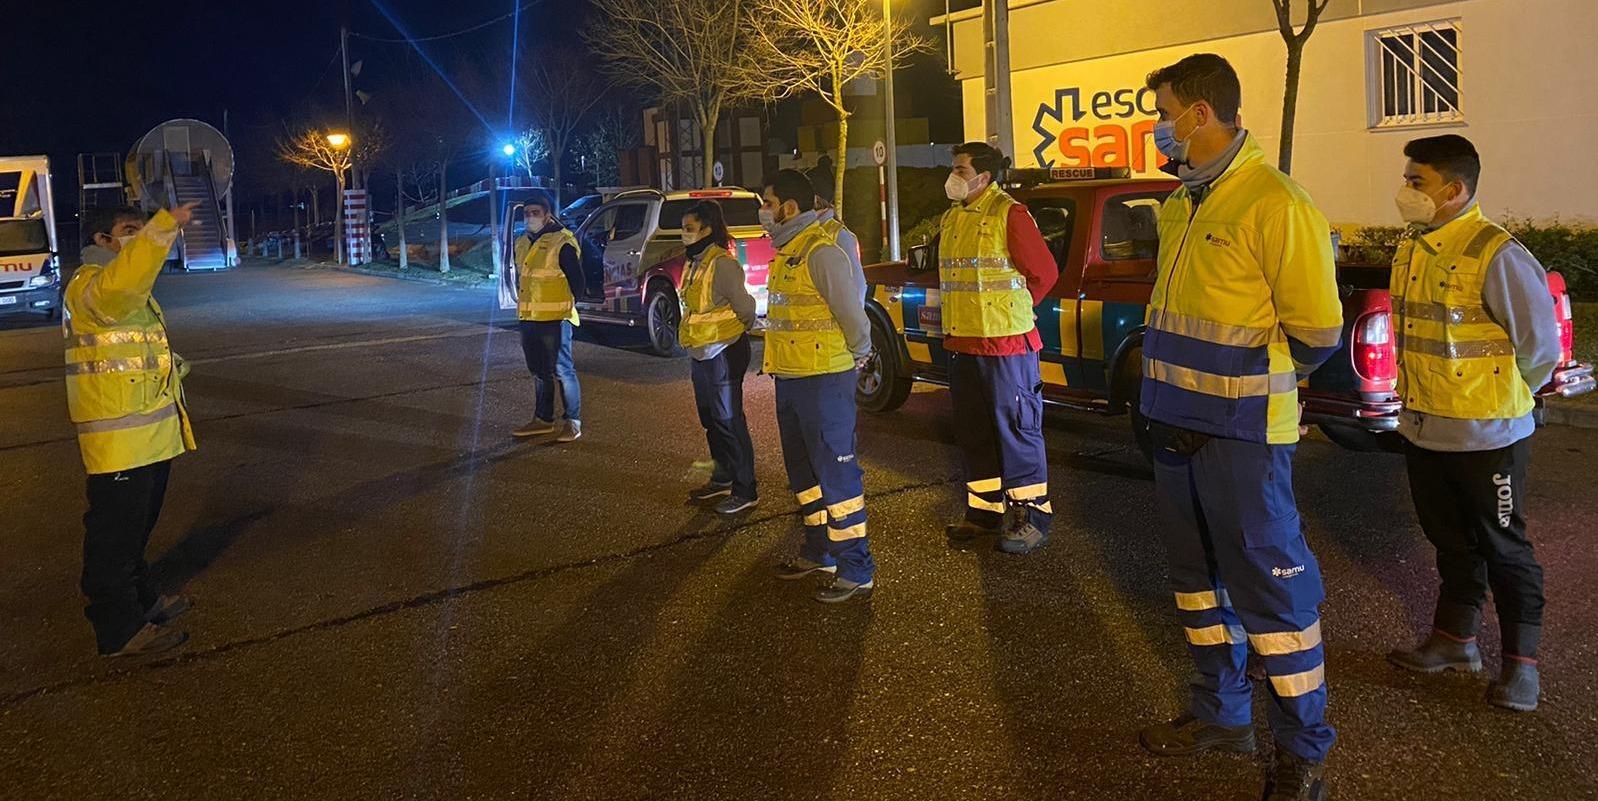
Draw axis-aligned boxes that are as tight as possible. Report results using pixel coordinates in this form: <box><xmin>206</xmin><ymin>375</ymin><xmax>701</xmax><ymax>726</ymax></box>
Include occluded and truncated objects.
<box><xmin>941</xmin><ymin>0</ymin><xmax>1598</xmax><ymax>225</ymax></box>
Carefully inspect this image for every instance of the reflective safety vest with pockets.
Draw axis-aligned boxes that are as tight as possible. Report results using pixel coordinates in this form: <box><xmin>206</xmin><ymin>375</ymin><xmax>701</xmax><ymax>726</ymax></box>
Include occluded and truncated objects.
<box><xmin>1390</xmin><ymin>204</ymin><xmax>1533</xmax><ymax>420</ymax></box>
<box><xmin>517</xmin><ymin>228</ymin><xmax>580</xmax><ymax>323</ymax></box>
<box><xmin>63</xmin><ymin>211</ymin><xmax>196</xmax><ymax>475</ymax></box>
<box><xmin>763</xmin><ymin>222</ymin><xmax>853</xmax><ymax>376</ymax></box>
<box><xmin>678</xmin><ymin>243</ymin><xmax>746</xmax><ymax>349</ymax></box>
<box><xmin>937</xmin><ymin>182</ymin><xmax>1034</xmax><ymax>338</ymax></box>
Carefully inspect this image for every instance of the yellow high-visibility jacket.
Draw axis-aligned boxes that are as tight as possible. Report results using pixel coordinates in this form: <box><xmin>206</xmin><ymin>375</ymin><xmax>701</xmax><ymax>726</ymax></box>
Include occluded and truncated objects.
<box><xmin>763</xmin><ymin>222</ymin><xmax>853</xmax><ymax>377</ymax></box>
<box><xmin>678</xmin><ymin>243</ymin><xmax>746</xmax><ymax>349</ymax></box>
<box><xmin>937</xmin><ymin>183</ymin><xmax>1034</xmax><ymax>338</ymax></box>
<box><xmin>515</xmin><ymin>227</ymin><xmax>581</xmax><ymax>324</ymax></box>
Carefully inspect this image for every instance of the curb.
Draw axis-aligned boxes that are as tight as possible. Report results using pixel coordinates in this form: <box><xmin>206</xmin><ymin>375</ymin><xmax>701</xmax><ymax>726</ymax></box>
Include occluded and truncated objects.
<box><xmin>1543</xmin><ymin>401</ymin><xmax>1598</xmax><ymax>430</ymax></box>
<box><xmin>313</xmin><ymin>263</ymin><xmax>492</xmax><ymax>289</ymax></box>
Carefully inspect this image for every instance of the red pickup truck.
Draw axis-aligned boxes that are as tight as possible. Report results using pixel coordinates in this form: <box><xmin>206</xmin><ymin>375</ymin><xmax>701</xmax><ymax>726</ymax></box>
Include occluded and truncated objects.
<box><xmin>857</xmin><ymin>168</ymin><xmax>1595</xmax><ymax>457</ymax></box>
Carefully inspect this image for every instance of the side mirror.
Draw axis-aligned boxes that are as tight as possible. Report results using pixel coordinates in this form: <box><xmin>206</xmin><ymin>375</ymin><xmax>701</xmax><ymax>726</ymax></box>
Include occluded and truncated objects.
<box><xmin>907</xmin><ymin>242</ymin><xmax>936</xmax><ymax>271</ymax></box>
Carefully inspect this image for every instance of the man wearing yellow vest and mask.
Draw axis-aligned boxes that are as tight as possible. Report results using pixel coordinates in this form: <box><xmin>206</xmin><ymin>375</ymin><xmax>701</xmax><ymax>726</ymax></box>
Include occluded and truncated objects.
<box><xmin>512</xmin><ymin>195</ymin><xmax>585</xmax><ymax>443</ymax></box>
<box><xmin>760</xmin><ymin>169</ymin><xmax>876</xmax><ymax>603</ymax></box>
<box><xmin>938</xmin><ymin>142</ymin><xmax>1060</xmax><ymax>554</ymax></box>
<box><xmin>65</xmin><ymin>202</ymin><xmax>200</xmax><ymax>657</ymax></box>
<box><xmin>1134</xmin><ymin>55</ymin><xmax>1342</xmax><ymax>801</ymax></box>
<box><xmin>1384</xmin><ymin>135</ymin><xmax>1560</xmax><ymax>714</ymax></box>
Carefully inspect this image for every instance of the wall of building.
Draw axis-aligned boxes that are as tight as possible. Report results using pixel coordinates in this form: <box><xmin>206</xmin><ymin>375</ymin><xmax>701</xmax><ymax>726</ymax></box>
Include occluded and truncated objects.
<box><xmin>946</xmin><ymin>0</ymin><xmax>1598</xmax><ymax>225</ymax></box>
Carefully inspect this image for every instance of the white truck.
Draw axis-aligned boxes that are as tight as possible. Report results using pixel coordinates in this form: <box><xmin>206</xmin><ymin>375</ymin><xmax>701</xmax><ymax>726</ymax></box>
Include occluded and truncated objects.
<box><xmin>0</xmin><ymin>156</ymin><xmax>62</xmax><ymax>320</ymax></box>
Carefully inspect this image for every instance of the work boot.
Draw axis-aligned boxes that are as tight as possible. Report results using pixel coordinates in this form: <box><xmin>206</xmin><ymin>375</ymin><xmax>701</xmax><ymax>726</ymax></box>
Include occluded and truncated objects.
<box><xmin>1261</xmin><ymin>750</ymin><xmax>1328</xmax><ymax>801</ymax></box>
<box><xmin>1138</xmin><ymin>713</ymin><xmax>1256</xmax><ymax>756</ymax></box>
<box><xmin>105</xmin><ymin>623</ymin><xmax>188</xmax><ymax>658</ymax></box>
<box><xmin>996</xmin><ymin>519</ymin><xmax>1048</xmax><ymax>555</ymax></box>
<box><xmin>143</xmin><ymin>595</ymin><xmax>192</xmax><ymax>625</ymax></box>
<box><xmin>945</xmin><ymin>520</ymin><xmax>1000</xmax><ymax>550</ymax></box>
<box><xmin>714</xmin><ymin>495</ymin><xmax>758</xmax><ymax>516</ymax></box>
<box><xmin>555</xmin><ymin>421</ymin><xmax>582</xmax><ymax>443</ymax></box>
<box><xmin>1386</xmin><ymin>631</ymin><xmax>1483</xmax><ymax>674</ymax></box>
<box><xmin>814</xmin><ymin>576</ymin><xmax>874</xmax><ymax>604</ymax></box>
<box><xmin>773</xmin><ymin>558</ymin><xmax>836</xmax><ymax>581</ymax></box>
<box><xmin>689</xmin><ymin>480</ymin><xmax>733</xmax><ymax>502</ymax></box>
<box><xmin>1487</xmin><ymin>661</ymin><xmax>1540</xmax><ymax>712</ymax></box>
<box><xmin>512</xmin><ymin>418</ymin><xmax>556</xmax><ymax>438</ymax></box>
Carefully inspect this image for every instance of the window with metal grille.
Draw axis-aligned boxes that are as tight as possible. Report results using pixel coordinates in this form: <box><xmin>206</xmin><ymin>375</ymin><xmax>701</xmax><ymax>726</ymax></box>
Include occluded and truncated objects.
<box><xmin>1369</xmin><ymin>20</ymin><xmax>1462</xmax><ymax>127</ymax></box>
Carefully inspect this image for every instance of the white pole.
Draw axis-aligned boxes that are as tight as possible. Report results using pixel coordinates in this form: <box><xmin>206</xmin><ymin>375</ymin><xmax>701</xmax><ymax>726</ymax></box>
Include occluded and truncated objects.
<box><xmin>882</xmin><ymin>0</ymin><xmax>902</xmax><ymax>261</ymax></box>
<box><xmin>983</xmin><ymin>0</ymin><xmax>1014</xmax><ymax>158</ymax></box>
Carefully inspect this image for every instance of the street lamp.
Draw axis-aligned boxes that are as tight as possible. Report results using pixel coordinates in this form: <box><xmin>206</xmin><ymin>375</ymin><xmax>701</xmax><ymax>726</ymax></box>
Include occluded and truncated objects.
<box><xmin>326</xmin><ymin>132</ymin><xmax>351</xmax><ymax>149</ymax></box>
<box><xmin>326</xmin><ymin>132</ymin><xmax>352</xmax><ymax>264</ymax></box>
<box><xmin>501</xmin><ymin>142</ymin><xmax>517</xmax><ymax>158</ymax></box>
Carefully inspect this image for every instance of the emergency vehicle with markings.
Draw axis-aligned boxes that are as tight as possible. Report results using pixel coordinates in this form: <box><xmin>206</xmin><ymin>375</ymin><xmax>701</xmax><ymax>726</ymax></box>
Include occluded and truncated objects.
<box><xmin>857</xmin><ymin>166</ymin><xmax>1595</xmax><ymax>457</ymax></box>
<box><xmin>0</xmin><ymin>156</ymin><xmax>62</xmax><ymax>320</ymax></box>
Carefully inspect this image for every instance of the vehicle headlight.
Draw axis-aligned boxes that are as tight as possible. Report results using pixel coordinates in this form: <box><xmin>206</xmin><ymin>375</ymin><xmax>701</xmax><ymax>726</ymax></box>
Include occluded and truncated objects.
<box><xmin>28</xmin><ymin>274</ymin><xmax>57</xmax><ymax>288</ymax></box>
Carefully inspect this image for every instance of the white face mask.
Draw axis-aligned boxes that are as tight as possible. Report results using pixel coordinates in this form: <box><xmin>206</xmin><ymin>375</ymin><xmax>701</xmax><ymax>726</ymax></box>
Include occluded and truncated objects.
<box><xmin>944</xmin><ymin>173</ymin><xmax>974</xmax><ymax>202</ymax></box>
<box><xmin>1395</xmin><ymin>186</ymin><xmax>1440</xmax><ymax>225</ymax></box>
<box><xmin>681</xmin><ymin>229</ymin><xmax>705</xmax><ymax>246</ymax></box>
<box><xmin>758</xmin><ymin>207</ymin><xmax>777</xmax><ymax>232</ymax></box>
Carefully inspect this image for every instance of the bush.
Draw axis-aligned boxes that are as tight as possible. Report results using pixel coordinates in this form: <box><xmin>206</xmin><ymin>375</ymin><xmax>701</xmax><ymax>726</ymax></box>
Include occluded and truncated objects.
<box><xmin>840</xmin><ymin>167</ymin><xmax>951</xmax><ymax>264</ymax></box>
<box><xmin>1341</xmin><ymin>219</ymin><xmax>1598</xmax><ymax>301</ymax></box>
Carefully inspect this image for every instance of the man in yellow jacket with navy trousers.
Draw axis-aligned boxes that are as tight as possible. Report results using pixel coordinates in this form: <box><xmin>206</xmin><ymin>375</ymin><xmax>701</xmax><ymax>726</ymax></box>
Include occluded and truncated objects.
<box><xmin>512</xmin><ymin>195</ymin><xmax>585</xmax><ymax>443</ymax></box>
<box><xmin>1134</xmin><ymin>56</ymin><xmax>1343</xmax><ymax>801</ymax></box>
<box><xmin>760</xmin><ymin>170</ymin><xmax>876</xmax><ymax>604</ymax></box>
<box><xmin>65</xmin><ymin>203</ymin><xmax>200</xmax><ymax>657</ymax></box>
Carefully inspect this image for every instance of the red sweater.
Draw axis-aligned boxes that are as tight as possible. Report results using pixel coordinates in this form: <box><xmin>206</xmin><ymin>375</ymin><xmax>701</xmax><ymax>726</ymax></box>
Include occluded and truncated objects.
<box><xmin>943</xmin><ymin>203</ymin><xmax>1061</xmax><ymax>356</ymax></box>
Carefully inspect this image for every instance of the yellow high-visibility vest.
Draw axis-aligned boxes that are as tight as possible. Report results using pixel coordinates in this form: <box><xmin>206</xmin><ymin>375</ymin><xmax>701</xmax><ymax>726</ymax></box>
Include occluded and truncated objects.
<box><xmin>937</xmin><ymin>183</ymin><xmax>1034</xmax><ymax>338</ymax></box>
<box><xmin>1391</xmin><ymin>204</ymin><xmax>1532</xmax><ymax>420</ymax></box>
<box><xmin>517</xmin><ymin>228</ymin><xmax>580</xmax><ymax>323</ymax></box>
<box><xmin>678</xmin><ymin>243</ymin><xmax>746</xmax><ymax>349</ymax></box>
<box><xmin>762</xmin><ymin>222</ymin><xmax>853</xmax><ymax>376</ymax></box>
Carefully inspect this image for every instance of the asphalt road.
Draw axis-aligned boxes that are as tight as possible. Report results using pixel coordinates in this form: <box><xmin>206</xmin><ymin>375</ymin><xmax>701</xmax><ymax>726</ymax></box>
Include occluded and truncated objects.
<box><xmin>2</xmin><ymin>262</ymin><xmax>1595</xmax><ymax>801</ymax></box>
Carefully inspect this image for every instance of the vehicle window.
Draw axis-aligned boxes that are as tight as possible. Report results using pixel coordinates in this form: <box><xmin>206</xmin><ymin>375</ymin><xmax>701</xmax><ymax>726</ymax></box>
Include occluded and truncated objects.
<box><xmin>612</xmin><ymin>203</ymin><xmax>648</xmax><ymax>241</ymax></box>
<box><xmin>1027</xmin><ymin>197</ymin><xmax>1077</xmax><ymax>268</ymax></box>
<box><xmin>0</xmin><ymin>219</ymin><xmax>49</xmax><ymax>256</ymax></box>
<box><xmin>657</xmin><ymin>197</ymin><xmax>762</xmax><ymax>231</ymax></box>
<box><xmin>1100</xmin><ymin>191</ymin><xmax>1166</xmax><ymax>261</ymax></box>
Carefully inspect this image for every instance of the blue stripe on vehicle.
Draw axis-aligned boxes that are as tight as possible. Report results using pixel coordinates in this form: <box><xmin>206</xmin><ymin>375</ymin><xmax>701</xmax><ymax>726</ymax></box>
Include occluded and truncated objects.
<box><xmin>1036</xmin><ymin>298</ymin><xmax>1063</xmax><ymax>355</ymax></box>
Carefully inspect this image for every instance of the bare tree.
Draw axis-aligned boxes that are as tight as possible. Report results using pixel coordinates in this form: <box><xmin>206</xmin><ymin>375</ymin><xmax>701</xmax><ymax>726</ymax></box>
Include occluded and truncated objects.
<box><xmin>277</xmin><ymin>127</ymin><xmax>355</xmax><ymax>262</ymax></box>
<box><xmin>577</xmin><ymin>101</ymin><xmax>643</xmax><ymax>187</ymax></box>
<box><xmin>511</xmin><ymin>128</ymin><xmax>551</xmax><ymax>182</ymax></box>
<box><xmin>585</xmin><ymin>0</ymin><xmax>764</xmax><ymax>188</ymax></box>
<box><xmin>520</xmin><ymin>45</ymin><xmax>607</xmax><ymax>207</ymax></box>
<box><xmin>739</xmin><ymin>0</ymin><xmax>926</xmax><ymax>216</ymax></box>
<box><xmin>1272</xmin><ymin>0</ymin><xmax>1332</xmax><ymax>175</ymax></box>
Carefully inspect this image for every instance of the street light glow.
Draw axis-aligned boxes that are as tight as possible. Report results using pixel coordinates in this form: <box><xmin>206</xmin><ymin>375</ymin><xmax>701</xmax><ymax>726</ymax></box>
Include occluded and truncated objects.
<box><xmin>501</xmin><ymin>143</ymin><xmax>517</xmax><ymax>157</ymax></box>
<box><xmin>326</xmin><ymin>132</ymin><xmax>351</xmax><ymax>149</ymax></box>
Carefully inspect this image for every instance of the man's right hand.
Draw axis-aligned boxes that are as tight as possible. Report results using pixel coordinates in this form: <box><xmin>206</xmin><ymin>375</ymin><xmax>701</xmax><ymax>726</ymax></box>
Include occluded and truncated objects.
<box><xmin>169</xmin><ymin>201</ymin><xmax>202</xmax><ymax>227</ymax></box>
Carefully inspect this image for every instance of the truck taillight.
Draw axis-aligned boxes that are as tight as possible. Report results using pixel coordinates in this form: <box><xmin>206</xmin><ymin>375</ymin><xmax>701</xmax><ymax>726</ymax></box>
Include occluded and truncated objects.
<box><xmin>1353</xmin><ymin>311</ymin><xmax>1396</xmax><ymax>383</ymax></box>
<box><xmin>1549</xmin><ymin>273</ymin><xmax>1576</xmax><ymax>364</ymax></box>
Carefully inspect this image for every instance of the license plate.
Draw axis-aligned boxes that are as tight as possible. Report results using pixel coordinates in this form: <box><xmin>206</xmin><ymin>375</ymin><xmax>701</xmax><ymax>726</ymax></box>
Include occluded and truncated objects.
<box><xmin>0</xmin><ymin>296</ymin><xmax>17</xmax><ymax>305</ymax></box>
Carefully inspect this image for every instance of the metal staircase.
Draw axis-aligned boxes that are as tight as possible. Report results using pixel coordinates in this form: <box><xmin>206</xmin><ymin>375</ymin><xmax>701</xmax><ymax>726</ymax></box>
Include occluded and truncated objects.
<box><xmin>170</xmin><ymin>162</ymin><xmax>228</xmax><ymax>270</ymax></box>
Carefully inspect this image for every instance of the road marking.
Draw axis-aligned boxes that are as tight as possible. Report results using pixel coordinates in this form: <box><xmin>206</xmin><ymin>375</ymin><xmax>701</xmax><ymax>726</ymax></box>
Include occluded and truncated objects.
<box><xmin>186</xmin><ymin>325</ymin><xmax>497</xmax><ymax>366</ymax></box>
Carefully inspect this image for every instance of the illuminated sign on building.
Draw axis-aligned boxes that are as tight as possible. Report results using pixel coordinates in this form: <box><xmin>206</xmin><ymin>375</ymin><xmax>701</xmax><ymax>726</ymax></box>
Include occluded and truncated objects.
<box><xmin>1029</xmin><ymin>85</ymin><xmax>1168</xmax><ymax>175</ymax></box>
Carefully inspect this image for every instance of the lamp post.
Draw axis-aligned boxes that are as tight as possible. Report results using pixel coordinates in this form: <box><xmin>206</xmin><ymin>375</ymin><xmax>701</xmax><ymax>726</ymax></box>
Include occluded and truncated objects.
<box><xmin>490</xmin><ymin>141</ymin><xmax>517</xmax><ymax>279</ymax></box>
<box><xmin>327</xmin><ymin>132</ymin><xmax>351</xmax><ymax>264</ymax></box>
<box><xmin>882</xmin><ymin>0</ymin><xmax>902</xmax><ymax>261</ymax></box>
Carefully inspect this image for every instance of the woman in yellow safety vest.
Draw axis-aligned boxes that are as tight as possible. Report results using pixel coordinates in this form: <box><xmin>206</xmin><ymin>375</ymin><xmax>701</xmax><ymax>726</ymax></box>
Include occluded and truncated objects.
<box><xmin>679</xmin><ymin>200</ymin><xmax>759</xmax><ymax>514</ymax></box>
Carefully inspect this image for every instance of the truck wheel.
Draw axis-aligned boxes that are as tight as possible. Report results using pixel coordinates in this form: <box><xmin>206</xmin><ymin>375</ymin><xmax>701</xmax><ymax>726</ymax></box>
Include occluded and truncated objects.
<box><xmin>857</xmin><ymin>313</ymin><xmax>912</xmax><ymax>413</ymax></box>
<box><xmin>1318</xmin><ymin>424</ymin><xmax>1404</xmax><ymax>454</ymax></box>
<box><xmin>1115</xmin><ymin>346</ymin><xmax>1153</xmax><ymax>462</ymax></box>
<box><xmin>644</xmin><ymin>286</ymin><xmax>683</xmax><ymax>357</ymax></box>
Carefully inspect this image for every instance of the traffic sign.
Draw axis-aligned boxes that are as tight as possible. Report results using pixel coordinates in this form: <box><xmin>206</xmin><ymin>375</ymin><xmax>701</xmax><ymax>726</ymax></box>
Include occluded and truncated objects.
<box><xmin>712</xmin><ymin>160</ymin><xmax>725</xmax><ymax>183</ymax></box>
<box><xmin>872</xmin><ymin>140</ymin><xmax>887</xmax><ymax>167</ymax></box>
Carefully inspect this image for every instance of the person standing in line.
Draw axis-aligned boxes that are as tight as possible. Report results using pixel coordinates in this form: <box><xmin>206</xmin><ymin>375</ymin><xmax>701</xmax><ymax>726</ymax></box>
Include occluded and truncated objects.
<box><xmin>65</xmin><ymin>203</ymin><xmax>200</xmax><ymax>657</ymax></box>
<box><xmin>760</xmin><ymin>169</ymin><xmax>877</xmax><ymax>604</ymax></box>
<box><xmin>1134</xmin><ymin>54</ymin><xmax>1343</xmax><ymax>801</ymax></box>
<box><xmin>936</xmin><ymin>141</ymin><xmax>1060</xmax><ymax>554</ymax></box>
<box><xmin>512</xmin><ymin>194</ymin><xmax>584</xmax><ymax>443</ymax></box>
<box><xmin>679</xmin><ymin>199</ymin><xmax>759</xmax><ymax>516</ymax></box>
<box><xmin>1384</xmin><ymin>135</ymin><xmax>1561</xmax><ymax>713</ymax></box>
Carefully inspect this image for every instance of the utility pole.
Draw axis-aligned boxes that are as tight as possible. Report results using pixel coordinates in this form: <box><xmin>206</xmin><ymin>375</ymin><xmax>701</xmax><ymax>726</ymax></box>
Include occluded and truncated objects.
<box><xmin>882</xmin><ymin>0</ymin><xmax>902</xmax><ymax>261</ymax></box>
<box><xmin>223</xmin><ymin>108</ymin><xmax>238</xmax><ymax>266</ymax></box>
<box><xmin>341</xmin><ymin>23</ymin><xmax>358</xmax><ymax>190</ymax></box>
<box><xmin>982</xmin><ymin>0</ymin><xmax>1014</xmax><ymax>159</ymax></box>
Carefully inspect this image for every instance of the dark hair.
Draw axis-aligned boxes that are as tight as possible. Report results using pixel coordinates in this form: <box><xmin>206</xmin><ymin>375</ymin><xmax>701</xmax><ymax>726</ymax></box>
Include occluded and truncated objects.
<box><xmin>951</xmin><ymin>142</ymin><xmax>1009</xmax><ymax>182</ymax></box>
<box><xmin>682</xmin><ymin>199</ymin><xmax>732</xmax><ymax>249</ymax></box>
<box><xmin>82</xmin><ymin>205</ymin><xmax>146</xmax><ymax>246</ymax></box>
<box><xmin>1404</xmin><ymin>134</ymin><xmax>1481</xmax><ymax>194</ymax></box>
<box><xmin>806</xmin><ymin>166</ymin><xmax>836</xmax><ymax>207</ymax></box>
<box><xmin>763</xmin><ymin>169</ymin><xmax>814</xmax><ymax>209</ymax></box>
<box><xmin>523</xmin><ymin>191</ymin><xmax>555</xmax><ymax>215</ymax></box>
<box><xmin>1145</xmin><ymin>53</ymin><xmax>1242</xmax><ymax>125</ymax></box>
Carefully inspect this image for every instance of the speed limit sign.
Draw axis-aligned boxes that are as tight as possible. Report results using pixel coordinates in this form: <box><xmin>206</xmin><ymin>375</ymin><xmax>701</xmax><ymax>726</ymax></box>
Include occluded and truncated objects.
<box><xmin>712</xmin><ymin>160</ymin><xmax>725</xmax><ymax>183</ymax></box>
<box><xmin>872</xmin><ymin>140</ymin><xmax>887</xmax><ymax>166</ymax></box>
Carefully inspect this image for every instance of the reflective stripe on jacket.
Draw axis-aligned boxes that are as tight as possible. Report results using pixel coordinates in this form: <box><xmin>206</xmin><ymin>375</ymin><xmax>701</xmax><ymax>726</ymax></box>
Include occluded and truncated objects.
<box><xmin>1391</xmin><ymin>204</ymin><xmax>1532</xmax><ymax>420</ymax></box>
<box><xmin>937</xmin><ymin>183</ymin><xmax>1034</xmax><ymax>338</ymax></box>
<box><xmin>516</xmin><ymin>228</ymin><xmax>580</xmax><ymax>323</ymax></box>
<box><xmin>762</xmin><ymin>222</ymin><xmax>853</xmax><ymax>377</ymax></box>
<box><xmin>678</xmin><ymin>243</ymin><xmax>746</xmax><ymax>349</ymax></box>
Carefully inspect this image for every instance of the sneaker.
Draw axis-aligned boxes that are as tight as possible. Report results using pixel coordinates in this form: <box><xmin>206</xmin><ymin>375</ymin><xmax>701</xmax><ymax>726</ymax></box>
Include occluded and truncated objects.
<box><xmin>1262</xmin><ymin>749</ymin><xmax>1328</xmax><ymax>801</ymax></box>
<box><xmin>714</xmin><ymin>495</ymin><xmax>758</xmax><ymax>516</ymax></box>
<box><xmin>143</xmin><ymin>595</ymin><xmax>192</xmax><ymax>625</ymax></box>
<box><xmin>997</xmin><ymin>520</ymin><xmax>1049</xmax><ymax>555</ymax></box>
<box><xmin>1386</xmin><ymin>631</ymin><xmax>1483</xmax><ymax>674</ymax></box>
<box><xmin>814</xmin><ymin>576</ymin><xmax>874</xmax><ymax>604</ymax></box>
<box><xmin>106</xmin><ymin>623</ymin><xmax>188</xmax><ymax>658</ymax></box>
<box><xmin>512</xmin><ymin>418</ymin><xmax>557</xmax><ymax>438</ymax></box>
<box><xmin>773</xmin><ymin>558</ymin><xmax>837</xmax><ymax>581</ymax></box>
<box><xmin>1138</xmin><ymin>713</ymin><xmax>1256</xmax><ymax>756</ymax></box>
<box><xmin>689</xmin><ymin>481</ymin><xmax>733</xmax><ymax>502</ymax></box>
<box><xmin>946</xmin><ymin>520</ymin><xmax>1001</xmax><ymax>549</ymax></box>
<box><xmin>1487</xmin><ymin>661</ymin><xmax>1540</xmax><ymax>712</ymax></box>
<box><xmin>555</xmin><ymin>421</ymin><xmax>582</xmax><ymax>442</ymax></box>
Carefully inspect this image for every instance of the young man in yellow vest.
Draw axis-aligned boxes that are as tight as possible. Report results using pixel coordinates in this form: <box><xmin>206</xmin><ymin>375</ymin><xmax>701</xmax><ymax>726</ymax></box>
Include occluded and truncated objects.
<box><xmin>65</xmin><ymin>203</ymin><xmax>200</xmax><ymax>657</ymax></box>
<box><xmin>1135</xmin><ymin>55</ymin><xmax>1343</xmax><ymax>801</ymax></box>
<box><xmin>1384</xmin><ymin>135</ymin><xmax>1561</xmax><ymax>713</ymax></box>
<box><xmin>937</xmin><ymin>142</ymin><xmax>1060</xmax><ymax>554</ymax></box>
<box><xmin>512</xmin><ymin>195</ymin><xmax>584</xmax><ymax>443</ymax></box>
<box><xmin>760</xmin><ymin>169</ymin><xmax>876</xmax><ymax>603</ymax></box>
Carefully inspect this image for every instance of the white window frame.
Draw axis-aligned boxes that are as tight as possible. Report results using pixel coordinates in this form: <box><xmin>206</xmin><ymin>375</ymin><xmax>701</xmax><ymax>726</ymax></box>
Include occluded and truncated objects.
<box><xmin>1366</xmin><ymin>19</ymin><xmax>1463</xmax><ymax>129</ymax></box>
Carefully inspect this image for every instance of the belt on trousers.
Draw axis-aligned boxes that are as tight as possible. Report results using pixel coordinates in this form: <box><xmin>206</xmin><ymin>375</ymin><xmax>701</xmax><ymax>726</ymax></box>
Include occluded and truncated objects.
<box><xmin>1148</xmin><ymin>420</ymin><xmax>1212</xmax><ymax>457</ymax></box>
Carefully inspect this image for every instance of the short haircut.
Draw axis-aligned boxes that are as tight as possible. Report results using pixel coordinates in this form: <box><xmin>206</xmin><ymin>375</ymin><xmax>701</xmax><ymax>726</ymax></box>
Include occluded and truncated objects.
<box><xmin>764</xmin><ymin>169</ymin><xmax>814</xmax><ymax>209</ymax></box>
<box><xmin>1145</xmin><ymin>53</ymin><xmax>1242</xmax><ymax>125</ymax></box>
<box><xmin>1404</xmin><ymin>134</ymin><xmax>1481</xmax><ymax>194</ymax></box>
<box><xmin>523</xmin><ymin>192</ymin><xmax>555</xmax><ymax>215</ymax></box>
<box><xmin>951</xmin><ymin>142</ymin><xmax>1009</xmax><ymax>181</ymax></box>
<box><xmin>806</xmin><ymin>166</ymin><xmax>836</xmax><ymax>206</ymax></box>
<box><xmin>82</xmin><ymin>205</ymin><xmax>146</xmax><ymax>244</ymax></box>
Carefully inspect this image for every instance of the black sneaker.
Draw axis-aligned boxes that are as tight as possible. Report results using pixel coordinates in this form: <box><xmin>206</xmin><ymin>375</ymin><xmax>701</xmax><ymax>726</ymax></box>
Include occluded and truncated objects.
<box><xmin>814</xmin><ymin>577</ymin><xmax>874</xmax><ymax>604</ymax></box>
<box><xmin>1262</xmin><ymin>750</ymin><xmax>1328</xmax><ymax>801</ymax></box>
<box><xmin>1139</xmin><ymin>713</ymin><xmax>1256</xmax><ymax>756</ymax></box>
<box><xmin>1386</xmin><ymin>631</ymin><xmax>1482</xmax><ymax>674</ymax></box>
<box><xmin>1487</xmin><ymin>661</ymin><xmax>1539</xmax><ymax>712</ymax></box>
<box><xmin>143</xmin><ymin>595</ymin><xmax>192</xmax><ymax>625</ymax></box>
<box><xmin>714</xmin><ymin>495</ymin><xmax>758</xmax><ymax>516</ymax></box>
<box><xmin>996</xmin><ymin>520</ymin><xmax>1049</xmax><ymax>555</ymax></box>
<box><xmin>106</xmin><ymin>623</ymin><xmax>188</xmax><ymax>658</ymax></box>
<box><xmin>946</xmin><ymin>520</ymin><xmax>1001</xmax><ymax>549</ymax></box>
<box><xmin>773</xmin><ymin>558</ymin><xmax>837</xmax><ymax>581</ymax></box>
<box><xmin>689</xmin><ymin>481</ymin><xmax>733</xmax><ymax>502</ymax></box>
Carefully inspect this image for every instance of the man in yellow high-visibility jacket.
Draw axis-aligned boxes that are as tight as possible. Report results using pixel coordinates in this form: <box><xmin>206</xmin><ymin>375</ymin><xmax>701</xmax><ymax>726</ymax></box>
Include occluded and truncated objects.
<box><xmin>512</xmin><ymin>195</ymin><xmax>585</xmax><ymax>443</ymax></box>
<box><xmin>1384</xmin><ymin>135</ymin><xmax>1561</xmax><ymax>714</ymax></box>
<box><xmin>64</xmin><ymin>202</ymin><xmax>199</xmax><ymax>657</ymax></box>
